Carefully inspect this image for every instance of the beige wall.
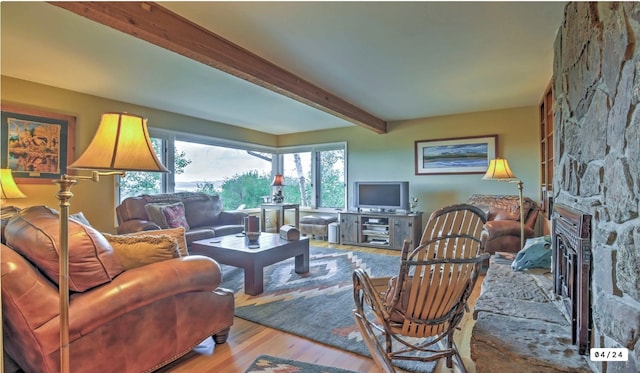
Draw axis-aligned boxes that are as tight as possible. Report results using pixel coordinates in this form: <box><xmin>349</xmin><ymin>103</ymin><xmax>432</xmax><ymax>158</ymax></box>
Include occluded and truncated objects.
<box><xmin>282</xmin><ymin>106</ymin><xmax>540</xmax><ymax>216</ymax></box>
<box><xmin>2</xmin><ymin>76</ymin><xmax>541</xmax><ymax>231</ymax></box>
<box><xmin>1</xmin><ymin>76</ymin><xmax>277</xmax><ymax>232</ymax></box>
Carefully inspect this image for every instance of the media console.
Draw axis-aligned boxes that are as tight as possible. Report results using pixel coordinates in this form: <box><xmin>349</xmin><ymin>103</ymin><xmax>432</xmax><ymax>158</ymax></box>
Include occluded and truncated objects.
<box><xmin>339</xmin><ymin>211</ymin><xmax>423</xmax><ymax>250</ymax></box>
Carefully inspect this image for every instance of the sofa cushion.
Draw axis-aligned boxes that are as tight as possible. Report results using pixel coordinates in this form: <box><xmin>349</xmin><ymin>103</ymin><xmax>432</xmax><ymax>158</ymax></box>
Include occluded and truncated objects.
<box><xmin>129</xmin><ymin>227</ymin><xmax>189</xmax><ymax>256</ymax></box>
<box><xmin>184</xmin><ymin>195</ymin><xmax>222</xmax><ymax>228</ymax></box>
<box><xmin>103</xmin><ymin>233</ymin><xmax>181</xmax><ymax>270</ymax></box>
<box><xmin>4</xmin><ymin>206</ymin><xmax>125</xmax><ymax>292</ymax></box>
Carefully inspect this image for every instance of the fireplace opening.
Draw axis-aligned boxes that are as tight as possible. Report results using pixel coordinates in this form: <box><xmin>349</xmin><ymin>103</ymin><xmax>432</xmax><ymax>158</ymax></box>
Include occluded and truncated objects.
<box><xmin>552</xmin><ymin>204</ymin><xmax>592</xmax><ymax>355</ymax></box>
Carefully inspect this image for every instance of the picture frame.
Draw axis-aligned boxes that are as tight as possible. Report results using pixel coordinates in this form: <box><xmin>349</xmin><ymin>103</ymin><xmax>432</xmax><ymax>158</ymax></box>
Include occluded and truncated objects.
<box><xmin>415</xmin><ymin>135</ymin><xmax>497</xmax><ymax>175</ymax></box>
<box><xmin>1</xmin><ymin>104</ymin><xmax>76</xmax><ymax>183</ymax></box>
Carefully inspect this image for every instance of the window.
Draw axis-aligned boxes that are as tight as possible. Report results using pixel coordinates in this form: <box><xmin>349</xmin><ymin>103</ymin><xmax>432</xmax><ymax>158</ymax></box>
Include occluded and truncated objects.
<box><xmin>281</xmin><ymin>145</ymin><xmax>345</xmax><ymax>210</ymax></box>
<box><xmin>117</xmin><ymin>129</ymin><xmax>346</xmax><ymax>211</ymax></box>
<box><xmin>119</xmin><ymin>136</ymin><xmax>166</xmax><ymax>200</ymax></box>
<box><xmin>174</xmin><ymin>140</ymin><xmax>273</xmax><ymax>209</ymax></box>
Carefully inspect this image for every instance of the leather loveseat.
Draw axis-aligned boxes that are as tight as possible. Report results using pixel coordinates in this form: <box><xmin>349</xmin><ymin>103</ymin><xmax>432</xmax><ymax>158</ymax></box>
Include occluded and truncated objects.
<box><xmin>1</xmin><ymin>206</ymin><xmax>234</xmax><ymax>373</ymax></box>
<box><xmin>116</xmin><ymin>192</ymin><xmax>247</xmax><ymax>247</ymax></box>
<box><xmin>467</xmin><ymin>194</ymin><xmax>540</xmax><ymax>254</ymax></box>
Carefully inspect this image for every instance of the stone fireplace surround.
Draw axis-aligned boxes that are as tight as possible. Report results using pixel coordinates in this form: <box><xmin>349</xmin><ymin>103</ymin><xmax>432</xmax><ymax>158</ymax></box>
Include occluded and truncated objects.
<box><xmin>472</xmin><ymin>4</ymin><xmax>639</xmax><ymax>372</ymax></box>
<box><xmin>552</xmin><ymin>2</ymin><xmax>639</xmax><ymax>372</ymax></box>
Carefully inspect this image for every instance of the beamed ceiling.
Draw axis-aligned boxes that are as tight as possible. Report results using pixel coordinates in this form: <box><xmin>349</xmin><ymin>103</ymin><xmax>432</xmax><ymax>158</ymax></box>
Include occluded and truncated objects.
<box><xmin>1</xmin><ymin>2</ymin><xmax>566</xmax><ymax>135</ymax></box>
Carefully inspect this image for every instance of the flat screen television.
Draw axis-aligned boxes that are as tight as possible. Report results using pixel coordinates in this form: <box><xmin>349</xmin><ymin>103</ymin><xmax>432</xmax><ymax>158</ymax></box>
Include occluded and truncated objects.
<box><xmin>354</xmin><ymin>181</ymin><xmax>409</xmax><ymax>212</ymax></box>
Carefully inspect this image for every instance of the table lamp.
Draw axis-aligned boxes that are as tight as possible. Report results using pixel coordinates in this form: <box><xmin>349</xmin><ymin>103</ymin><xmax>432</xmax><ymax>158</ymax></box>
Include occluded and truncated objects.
<box><xmin>0</xmin><ymin>168</ymin><xmax>27</xmax><ymax>199</ymax></box>
<box><xmin>482</xmin><ymin>158</ymin><xmax>525</xmax><ymax>250</ymax></box>
<box><xmin>56</xmin><ymin>112</ymin><xmax>169</xmax><ymax>373</ymax></box>
<box><xmin>271</xmin><ymin>174</ymin><xmax>285</xmax><ymax>203</ymax></box>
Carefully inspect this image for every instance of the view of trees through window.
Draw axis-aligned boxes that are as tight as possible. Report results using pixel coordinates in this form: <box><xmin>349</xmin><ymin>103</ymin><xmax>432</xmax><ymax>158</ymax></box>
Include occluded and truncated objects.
<box><xmin>119</xmin><ymin>135</ymin><xmax>345</xmax><ymax>210</ymax></box>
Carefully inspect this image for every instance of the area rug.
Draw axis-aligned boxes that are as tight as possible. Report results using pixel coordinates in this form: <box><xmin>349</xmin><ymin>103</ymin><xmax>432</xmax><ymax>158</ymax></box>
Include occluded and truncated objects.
<box><xmin>220</xmin><ymin>247</ymin><xmax>436</xmax><ymax>373</ymax></box>
<box><xmin>245</xmin><ymin>355</ymin><xmax>357</xmax><ymax>373</ymax></box>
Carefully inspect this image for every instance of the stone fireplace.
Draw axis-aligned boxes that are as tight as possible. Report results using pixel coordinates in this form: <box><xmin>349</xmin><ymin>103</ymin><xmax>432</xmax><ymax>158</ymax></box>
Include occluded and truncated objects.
<box><xmin>553</xmin><ymin>2</ymin><xmax>640</xmax><ymax>372</ymax></box>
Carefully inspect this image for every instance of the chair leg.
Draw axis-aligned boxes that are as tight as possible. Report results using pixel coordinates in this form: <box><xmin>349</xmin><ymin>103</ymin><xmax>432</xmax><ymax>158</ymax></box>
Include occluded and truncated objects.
<box><xmin>449</xmin><ymin>338</ymin><xmax>468</xmax><ymax>373</ymax></box>
<box><xmin>353</xmin><ymin>312</ymin><xmax>396</xmax><ymax>373</ymax></box>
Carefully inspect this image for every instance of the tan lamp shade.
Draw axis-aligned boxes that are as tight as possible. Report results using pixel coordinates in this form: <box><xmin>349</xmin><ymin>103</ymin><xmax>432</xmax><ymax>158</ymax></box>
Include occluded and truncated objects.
<box><xmin>271</xmin><ymin>174</ymin><xmax>285</xmax><ymax>186</ymax></box>
<box><xmin>69</xmin><ymin>113</ymin><xmax>169</xmax><ymax>172</ymax></box>
<box><xmin>482</xmin><ymin>158</ymin><xmax>517</xmax><ymax>180</ymax></box>
<box><xmin>0</xmin><ymin>168</ymin><xmax>27</xmax><ymax>199</ymax></box>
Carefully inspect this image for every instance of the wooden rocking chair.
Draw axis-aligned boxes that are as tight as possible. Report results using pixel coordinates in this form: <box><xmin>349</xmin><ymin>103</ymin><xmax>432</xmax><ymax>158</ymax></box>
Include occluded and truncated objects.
<box><xmin>353</xmin><ymin>204</ymin><xmax>489</xmax><ymax>373</ymax></box>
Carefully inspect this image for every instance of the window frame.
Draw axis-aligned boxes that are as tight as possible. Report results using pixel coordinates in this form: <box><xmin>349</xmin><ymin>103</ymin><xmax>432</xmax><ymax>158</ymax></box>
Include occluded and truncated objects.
<box><xmin>117</xmin><ymin>128</ymin><xmax>347</xmax><ymax>211</ymax></box>
<box><xmin>277</xmin><ymin>142</ymin><xmax>347</xmax><ymax>211</ymax></box>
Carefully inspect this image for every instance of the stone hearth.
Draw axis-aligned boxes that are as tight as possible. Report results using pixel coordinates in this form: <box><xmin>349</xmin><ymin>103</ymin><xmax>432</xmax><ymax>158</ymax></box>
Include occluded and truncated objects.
<box><xmin>471</xmin><ymin>254</ymin><xmax>591</xmax><ymax>373</ymax></box>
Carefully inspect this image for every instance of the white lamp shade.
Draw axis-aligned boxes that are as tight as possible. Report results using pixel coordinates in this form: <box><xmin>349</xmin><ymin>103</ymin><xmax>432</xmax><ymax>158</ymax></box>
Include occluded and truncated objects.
<box><xmin>69</xmin><ymin>113</ymin><xmax>169</xmax><ymax>172</ymax></box>
<box><xmin>482</xmin><ymin>158</ymin><xmax>517</xmax><ymax>180</ymax></box>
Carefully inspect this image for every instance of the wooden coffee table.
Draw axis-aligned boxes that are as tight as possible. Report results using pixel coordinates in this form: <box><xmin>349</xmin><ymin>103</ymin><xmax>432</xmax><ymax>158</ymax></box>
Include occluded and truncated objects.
<box><xmin>190</xmin><ymin>233</ymin><xmax>310</xmax><ymax>295</ymax></box>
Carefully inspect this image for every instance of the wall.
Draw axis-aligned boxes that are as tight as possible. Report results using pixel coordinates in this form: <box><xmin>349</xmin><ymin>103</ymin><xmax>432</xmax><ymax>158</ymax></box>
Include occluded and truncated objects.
<box><xmin>1</xmin><ymin>76</ymin><xmax>277</xmax><ymax>232</ymax></box>
<box><xmin>553</xmin><ymin>2</ymin><xmax>640</xmax><ymax>372</ymax></box>
<box><xmin>281</xmin><ymin>106</ymin><xmax>541</xmax><ymax>216</ymax></box>
<box><xmin>2</xmin><ymin>76</ymin><xmax>543</xmax><ymax>232</ymax></box>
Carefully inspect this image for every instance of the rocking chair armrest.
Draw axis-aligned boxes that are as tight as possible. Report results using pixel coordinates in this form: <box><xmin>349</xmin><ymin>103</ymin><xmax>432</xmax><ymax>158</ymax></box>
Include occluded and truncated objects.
<box><xmin>353</xmin><ymin>268</ymin><xmax>391</xmax><ymax>320</ymax></box>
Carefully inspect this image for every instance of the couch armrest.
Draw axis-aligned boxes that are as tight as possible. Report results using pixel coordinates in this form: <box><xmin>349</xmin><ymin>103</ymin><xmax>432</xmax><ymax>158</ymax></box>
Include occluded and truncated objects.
<box><xmin>116</xmin><ymin>219</ymin><xmax>161</xmax><ymax>234</ymax></box>
<box><xmin>219</xmin><ymin>210</ymin><xmax>248</xmax><ymax>225</ymax></box>
<box><xmin>66</xmin><ymin>255</ymin><xmax>224</xmax><ymax>340</ymax></box>
<box><xmin>1</xmin><ymin>244</ymin><xmax>60</xmax><ymax>328</ymax></box>
<box><xmin>484</xmin><ymin>220</ymin><xmax>535</xmax><ymax>239</ymax></box>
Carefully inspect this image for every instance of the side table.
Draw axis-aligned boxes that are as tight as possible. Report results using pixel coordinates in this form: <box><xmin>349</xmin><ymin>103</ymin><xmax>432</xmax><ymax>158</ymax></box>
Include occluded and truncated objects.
<box><xmin>260</xmin><ymin>203</ymin><xmax>300</xmax><ymax>232</ymax></box>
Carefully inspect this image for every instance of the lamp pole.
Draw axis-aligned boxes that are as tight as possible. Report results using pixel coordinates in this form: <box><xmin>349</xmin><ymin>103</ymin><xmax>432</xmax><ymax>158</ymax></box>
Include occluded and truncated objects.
<box><xmin>54</xmin><ymin>176</ymin><xmax>77</xmax><ymax>373</ymax></box>
<box><xmin>515</xmin><ymin>180</ymin><xmax>524</xmax><ymax>250</ymax></box>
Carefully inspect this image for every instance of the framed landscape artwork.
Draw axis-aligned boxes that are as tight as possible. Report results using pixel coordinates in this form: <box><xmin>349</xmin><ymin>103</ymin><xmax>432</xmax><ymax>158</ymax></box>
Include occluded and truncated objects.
<box><xmin>415</xmin><ymin>135</ymin><xmax>497</xmax><ymax>175</ymax></box>
<box><xmin>1</xmin><ymin>104</ymin><xmax>76</xmax><ymax>183</ymax></box>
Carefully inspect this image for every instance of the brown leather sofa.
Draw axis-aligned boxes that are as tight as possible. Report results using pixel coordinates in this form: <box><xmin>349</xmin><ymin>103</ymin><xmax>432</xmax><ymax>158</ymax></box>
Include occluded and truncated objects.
<box><xmin>2</xmin><ymin>206</ymin><xmax>234</xmax><ymax>373</ymax></box>
<box><xmin>467</xmin><ymin>194</ymin><xmax>540</xmax><ymax>254</ymax></box>
<box><xmin>116</xmin><ymin>192</ymin><xmax>247</xmax><ymax>247</ymax></box>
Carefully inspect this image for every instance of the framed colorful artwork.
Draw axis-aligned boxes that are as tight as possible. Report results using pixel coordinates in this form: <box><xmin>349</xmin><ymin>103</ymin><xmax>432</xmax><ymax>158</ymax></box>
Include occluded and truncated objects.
<box><xmin>1</xmin><ymin>104</ymin><xmax>76</xmax><ymax>183</ymax></box>
<box><xmin>415</xmin><ymin>135</ymin><xmax>497</xmax><ymax>175</ymax></box>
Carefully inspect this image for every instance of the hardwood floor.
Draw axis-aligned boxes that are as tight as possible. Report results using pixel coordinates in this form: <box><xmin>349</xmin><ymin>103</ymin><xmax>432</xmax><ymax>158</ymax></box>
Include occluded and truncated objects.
<box><xmin>158</xmin><ymin>240</ymin><xmax>483</xmax><ymax>373</ymax></box>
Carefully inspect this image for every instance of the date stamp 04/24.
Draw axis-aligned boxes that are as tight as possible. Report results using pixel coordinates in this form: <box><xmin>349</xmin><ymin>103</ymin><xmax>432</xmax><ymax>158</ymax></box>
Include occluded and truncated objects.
<box><xmin>590</xmin><ymin>348</ymin><xmax>629</xmax><ymax>362</ymax></box>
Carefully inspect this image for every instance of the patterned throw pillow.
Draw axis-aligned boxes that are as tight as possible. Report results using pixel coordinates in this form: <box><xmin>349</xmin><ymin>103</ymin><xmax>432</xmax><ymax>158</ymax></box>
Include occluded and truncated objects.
<box><xmin>160</xmin><ymin>202</ymin><xmax>190</xmax><ymax>230</ymax></box>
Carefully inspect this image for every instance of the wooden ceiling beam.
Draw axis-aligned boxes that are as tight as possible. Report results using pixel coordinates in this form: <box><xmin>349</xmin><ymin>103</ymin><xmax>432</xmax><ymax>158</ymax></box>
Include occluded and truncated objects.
<box><xmin>51</xmin><ymin>1</ymin><xmax>387</xmax><ymax>134</ymax></box>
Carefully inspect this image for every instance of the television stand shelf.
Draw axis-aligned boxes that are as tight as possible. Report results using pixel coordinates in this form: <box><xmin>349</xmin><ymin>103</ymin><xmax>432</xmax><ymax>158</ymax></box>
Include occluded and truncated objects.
<box><xmin>339</xmin><ymin>211</ymin><xmax>423</xmax><ymax>250</ymax></box>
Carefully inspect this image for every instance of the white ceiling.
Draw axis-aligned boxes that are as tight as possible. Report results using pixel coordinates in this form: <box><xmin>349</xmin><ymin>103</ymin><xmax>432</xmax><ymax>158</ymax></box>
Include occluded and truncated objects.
<box><xmin>1</xmin><ymin>2</ymin><xmax>566</xmax><ymax>135</ymax></box>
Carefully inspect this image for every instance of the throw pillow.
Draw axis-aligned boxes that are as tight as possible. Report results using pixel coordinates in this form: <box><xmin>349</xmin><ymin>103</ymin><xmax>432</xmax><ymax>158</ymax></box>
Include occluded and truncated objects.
<box><xmin>144</xmin><ymin>203</ymin><xmax>172</xmax><ymax>229</ymax></box>
<box><xmin>103</xmin><ymin>233</ymin><xmax>181</xmax><ymax>270</ymax></box>
<box><xmin>160</xmin><ymin>202</ymin><xmax>190</xmax><ymax>230</ymax></box>
<box><xmin>70</xmin><ymin>211</ymin><xmax>92</xmax><ymax>227</ymax></box>
<box><xmin>129</xmin><ymin>227</ymin><xmax>189</xmax><ymax>256</ymax></box>
<box><xmin>1</xmin><ymin>206</ymin><xmax>21</xmax><ymax>244</ymax></box>
<box><xmin>4</xmin><ymin>205</ymin><xmax>125</xmax><ymax>292</ymax></box>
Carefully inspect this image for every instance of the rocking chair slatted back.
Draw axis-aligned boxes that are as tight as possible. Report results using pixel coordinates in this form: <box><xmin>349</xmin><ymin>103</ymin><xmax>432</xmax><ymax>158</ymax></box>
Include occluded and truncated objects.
<box><xmin>392</xmin><ymin>204</ymin><xmax>488</xmax><ymax>337</ymax></box>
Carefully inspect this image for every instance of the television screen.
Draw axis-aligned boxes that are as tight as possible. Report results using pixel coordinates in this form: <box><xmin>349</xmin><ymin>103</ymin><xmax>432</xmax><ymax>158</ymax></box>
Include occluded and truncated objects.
<box><xmin>354</xmin><ymin>181</ymin><xmax>409</xmax><ymax>211</ymax></box>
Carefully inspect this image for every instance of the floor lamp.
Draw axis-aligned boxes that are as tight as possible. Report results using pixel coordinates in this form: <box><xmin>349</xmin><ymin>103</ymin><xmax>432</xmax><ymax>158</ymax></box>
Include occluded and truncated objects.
<box><xmin>1</xmin><ymin>169</ymin><xmax>27</xmax><ymax>373</ymax></box>
<box><xmin>56</xmin><ymin>113</ymin><xmax>169</xmax><ymax>373</ymax></box>
<box><xmin>482</xmin><ymin>158</ymin><xmax>525</xmax><ymax>250</ymax></box>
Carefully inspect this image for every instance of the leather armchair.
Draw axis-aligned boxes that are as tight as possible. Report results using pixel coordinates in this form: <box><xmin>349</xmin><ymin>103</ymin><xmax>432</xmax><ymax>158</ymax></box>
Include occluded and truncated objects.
<box><xmin>467</xmin><ymin>194</ymin><xmax>540</xmax><ymax>254</ymax></box>
<box><xmin>2</xmin><ymin>206</ymin><xmax>234</xmax><ymax>373</ymax></box>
